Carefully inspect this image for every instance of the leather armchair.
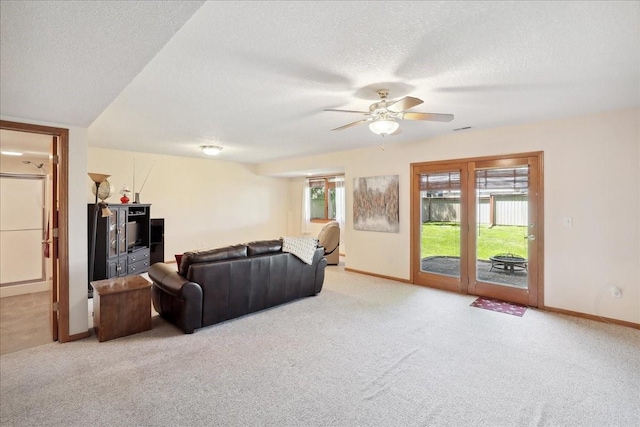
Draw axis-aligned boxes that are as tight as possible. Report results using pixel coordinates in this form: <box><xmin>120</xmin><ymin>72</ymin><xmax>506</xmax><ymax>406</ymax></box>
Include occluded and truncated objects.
<box><xmin>318</xmin><ymin>221</ymin><xmax>340</xmax><ymax>265</ymax></box>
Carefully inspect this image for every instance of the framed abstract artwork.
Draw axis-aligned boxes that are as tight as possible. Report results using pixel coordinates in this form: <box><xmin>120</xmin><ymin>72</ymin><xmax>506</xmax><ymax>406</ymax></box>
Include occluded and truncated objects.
<box><xmin>353</xmin><ymin>175</ymin><xmax>399</xmax><ymax>232</ymax></box>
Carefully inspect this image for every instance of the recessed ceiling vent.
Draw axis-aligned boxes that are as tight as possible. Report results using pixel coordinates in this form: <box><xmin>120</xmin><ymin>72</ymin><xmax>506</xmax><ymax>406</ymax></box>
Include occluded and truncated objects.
<box><xmin>453</xmin><ymin>126</ymin><xmax>472</xmax><ymax>131</ymax></box>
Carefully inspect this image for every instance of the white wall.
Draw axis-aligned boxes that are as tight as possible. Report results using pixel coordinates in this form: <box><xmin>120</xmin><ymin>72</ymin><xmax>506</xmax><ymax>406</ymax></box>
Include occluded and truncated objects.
<box><xmin>259</xmin><ymin>108</ymin><xmax>640</xmax><ymax>324</ymax></box>
<box><xmin>87</xmin><ymin>148</ymin><xmax>291</xmax><ymax>261</ymax></box>
<box><xmin>67</xmin><ymin>127</ymin><xmax>89</xmax><ymax>335</ymax></box>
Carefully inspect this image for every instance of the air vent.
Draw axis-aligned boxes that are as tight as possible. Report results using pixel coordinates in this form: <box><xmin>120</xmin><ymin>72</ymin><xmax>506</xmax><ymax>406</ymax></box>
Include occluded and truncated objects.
<box><xmin>453</xmin><ymin>126</ymin><xmax>472</xmax><ymax>131</ymax></box>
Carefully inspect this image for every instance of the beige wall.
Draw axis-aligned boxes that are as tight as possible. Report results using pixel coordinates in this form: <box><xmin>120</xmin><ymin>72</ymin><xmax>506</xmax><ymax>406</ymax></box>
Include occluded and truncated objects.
<box><xmin>87</xmin><ymin>148</ymin><xmax>291</xmax><ymax>261</ymax></box>
<box><xmin>260</xmin><ymin>107</ymin><xmax>640</xmax><ymax>324</ymax></box>
<box><xmin>4</xmin><ymin>107</ymin><xmax>637</xmax><ymax>337</ymax></box>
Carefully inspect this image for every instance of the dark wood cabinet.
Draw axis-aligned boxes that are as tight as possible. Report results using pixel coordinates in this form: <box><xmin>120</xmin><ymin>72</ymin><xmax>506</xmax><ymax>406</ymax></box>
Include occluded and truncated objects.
<box><xmin>88</xmin><ymin>203</ymin><xmax>151</xmax><ymax>282</ymax></box>
<box><xmin>149</xmin><ymin>218</ymin><xmax>165</xmax><ymax>265</ymax></box>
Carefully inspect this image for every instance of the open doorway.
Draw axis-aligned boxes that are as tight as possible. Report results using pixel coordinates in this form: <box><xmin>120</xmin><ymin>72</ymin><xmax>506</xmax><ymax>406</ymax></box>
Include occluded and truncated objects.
<box><xmin>0</xmin><ymin>130</ymin><xmax>53</xmax><ymax>353</ymax></box>
<box><xmin>0</xmin><ymin>120</ymin><xmax>70</xmax><ymax>351</ymax></box>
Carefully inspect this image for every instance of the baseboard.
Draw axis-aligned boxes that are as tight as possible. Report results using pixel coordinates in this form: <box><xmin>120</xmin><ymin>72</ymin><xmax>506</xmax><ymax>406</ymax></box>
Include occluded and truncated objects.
<box><xmin>343</xmin><ymin>268</ymin><xmax>639</xmax><ymax>330</ymax></box>
<box><xmin>68</xmin><ymin>330</ymin><xmax>91</xmax><ymax>341</ymax></box>
<box><xmin>344</xmin><ymin>267</ymin><xmax>411</xmax><ymax>284</ymax></box>
<box><xmin>542</xmin><ymin>305</ymin><xmax>640</xmax><ymax>330</ymax></box>
<box><xmin>0</xmin><ymin>281</ymin><xmax>49</xmax><ymax>298</ymax></box>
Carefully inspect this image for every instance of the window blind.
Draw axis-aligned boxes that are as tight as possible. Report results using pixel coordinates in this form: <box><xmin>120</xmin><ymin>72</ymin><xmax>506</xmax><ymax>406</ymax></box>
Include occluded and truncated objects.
<box><xmin>420</xmin><ymin>171</ymin><xmax>461</xmax><ymax>191</ymax></box>
<box><xmin>476</xmin><ymin>166</ymin><xmax>529</xmax><ymax>190</ymax></box>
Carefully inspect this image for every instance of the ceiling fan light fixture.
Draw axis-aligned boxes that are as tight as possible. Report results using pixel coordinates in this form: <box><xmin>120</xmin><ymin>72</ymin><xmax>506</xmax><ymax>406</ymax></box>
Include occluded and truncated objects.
<box><xmin>369</xmin><ymin>119</ymin><xmax>399</xmax><ymax>136</ymax></box>
<box><xmin>201</xmin><ymin>145</ymin><xmax>223</xmax><ymax>156</ymax></box>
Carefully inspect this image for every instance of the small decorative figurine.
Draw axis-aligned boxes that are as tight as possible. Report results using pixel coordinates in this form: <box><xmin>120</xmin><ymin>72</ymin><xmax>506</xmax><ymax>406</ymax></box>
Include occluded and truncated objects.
<box><xmin>120</xmin><ymin>185</ymin><xmax>131</xmax><ymax>204</ymax></box>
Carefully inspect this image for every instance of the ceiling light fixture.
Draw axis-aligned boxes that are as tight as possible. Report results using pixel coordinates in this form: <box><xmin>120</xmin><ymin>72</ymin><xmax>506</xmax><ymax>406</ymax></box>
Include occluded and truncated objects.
<box><xmin>201</xmin><ymin>145</ymin><xmax>222</xmax><ymax>156</ymax></box>
<box><xmin>1</xmin><ymin>151</ymin><xmax>23</xmax><ymax>156</ymax></box>
<box><xmin>369</xmin><ymin>119</ymin><xmax>399</xmax><ymax>136</ymax></box>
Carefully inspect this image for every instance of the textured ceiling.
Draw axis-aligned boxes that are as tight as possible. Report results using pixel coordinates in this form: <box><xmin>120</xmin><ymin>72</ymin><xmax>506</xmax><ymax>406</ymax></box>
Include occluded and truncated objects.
<box><xmin>0</xmin><ymin>0</ymin><xmax>205</xmax><ymax>126</ymax></box>
<box><xmin>1</xmin><ymin>1</ymin><xmax>639</xmax><ymax>165</ymax></box>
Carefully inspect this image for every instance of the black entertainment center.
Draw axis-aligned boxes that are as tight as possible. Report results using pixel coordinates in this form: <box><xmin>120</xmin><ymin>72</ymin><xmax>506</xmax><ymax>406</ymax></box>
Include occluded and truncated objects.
<box><xmin>149</xmin><ymin>218</ymin><xmax>165</xmax><ymax>266</ymax></box>
<box><xmin>87</xmin><ymin>203</ymin><xmax>152</xmax><ymax>284</ymax></box>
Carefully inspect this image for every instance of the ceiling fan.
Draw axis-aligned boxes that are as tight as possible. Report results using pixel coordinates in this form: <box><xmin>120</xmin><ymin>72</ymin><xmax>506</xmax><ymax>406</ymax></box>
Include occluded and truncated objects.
<box><xmin>324</xmin><ymin>89</ymin><xmax>454</xmax><ymax>136</ymax></box>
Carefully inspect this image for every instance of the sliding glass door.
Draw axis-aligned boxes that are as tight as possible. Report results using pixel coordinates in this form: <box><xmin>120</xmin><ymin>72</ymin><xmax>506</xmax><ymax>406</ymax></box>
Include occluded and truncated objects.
<box><xmin>412</xmin><ymin>163</ymin><xmax>466</xmax><ymax>292</ymax></box>
<box><xmin>467</xmin><ymin>157</ymin><xmax>540</xmax><ymax>305</ymax></box>
<box><xmin>411</xmin><ymin>153</ymin><xmax>542</xmax><ymax>306</ymax></box>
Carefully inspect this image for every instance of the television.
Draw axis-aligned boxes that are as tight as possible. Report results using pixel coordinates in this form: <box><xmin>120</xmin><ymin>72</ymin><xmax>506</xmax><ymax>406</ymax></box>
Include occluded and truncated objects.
<box><xmin>126</xmin><ymin>221</ymin><xmax>141</xmax><ymax>250</ymax></box>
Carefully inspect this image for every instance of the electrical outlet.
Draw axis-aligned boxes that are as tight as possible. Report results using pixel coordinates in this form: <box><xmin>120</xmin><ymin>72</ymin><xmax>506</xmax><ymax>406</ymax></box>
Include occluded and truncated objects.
<box><xmin>612</xmin><ymin>286</ymin><xmax>622</xmax><ymax>298</ymax></box>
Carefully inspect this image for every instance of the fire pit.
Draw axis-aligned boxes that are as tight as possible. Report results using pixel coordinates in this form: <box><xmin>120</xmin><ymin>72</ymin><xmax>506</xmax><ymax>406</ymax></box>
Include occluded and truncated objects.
<box><xmin>489</xmin><ymin>253</ymin><xmax>527</xmax><ymax>274</ymax></box>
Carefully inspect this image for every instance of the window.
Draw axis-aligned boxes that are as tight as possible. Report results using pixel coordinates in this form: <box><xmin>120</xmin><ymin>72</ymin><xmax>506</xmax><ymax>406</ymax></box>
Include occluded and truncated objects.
<box><xmin>308</xmin><ymin>177</ymin><xmax>342</xmax><ymax>221</ymax></box>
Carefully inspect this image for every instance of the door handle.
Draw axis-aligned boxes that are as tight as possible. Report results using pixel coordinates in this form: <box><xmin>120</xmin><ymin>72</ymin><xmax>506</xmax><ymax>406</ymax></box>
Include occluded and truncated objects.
<box><xmin>42</xmin><ymin>240</ymin><xmax>52</xmax><ymax>244</ymax></box>
<box><xmin>523</xmin><ymin>235</ymin><xmax>536</xmax><ymax>240</ymax></box>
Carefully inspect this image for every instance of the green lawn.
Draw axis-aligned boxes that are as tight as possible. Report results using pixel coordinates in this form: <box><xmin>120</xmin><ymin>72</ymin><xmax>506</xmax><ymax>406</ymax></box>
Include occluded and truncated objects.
<box><xmin>421</xmin><ymin>222</ymin><xmax>528</xmax><ymax>261</ymax></box>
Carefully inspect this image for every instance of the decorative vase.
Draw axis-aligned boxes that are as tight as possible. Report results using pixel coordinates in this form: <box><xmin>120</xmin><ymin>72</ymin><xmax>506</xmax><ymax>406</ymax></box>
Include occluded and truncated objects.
<box><xmin>120</xmin><ymin>194</ymin><xmax>130</xmax><ymax>204</ymax></box>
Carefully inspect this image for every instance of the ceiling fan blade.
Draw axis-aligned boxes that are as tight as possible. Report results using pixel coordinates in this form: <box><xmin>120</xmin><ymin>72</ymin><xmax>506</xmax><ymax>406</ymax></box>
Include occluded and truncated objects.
<box><xmin>386</xmin><ymin>96</ymin><xmax>423</xmax><ymax>113</ymax></box>
<box><xmin>400</xmin><ymin>112</ymin><xmax>454</xmax><ymax>122</ymax></box>
<box><xmin>324</xmin><ymin>108</ymin><xmax>371</xmax><ymax>114</ymax></box>
<box><xmin>330</xmin><ymin>119</ymin><xmax>371</xmax><ymax>131</ymax></box>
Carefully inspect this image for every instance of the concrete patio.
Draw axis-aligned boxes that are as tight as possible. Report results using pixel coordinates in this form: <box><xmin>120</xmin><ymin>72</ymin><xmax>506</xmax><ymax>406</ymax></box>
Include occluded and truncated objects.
<box><xmin>421</xmin><ymin>256</ymin><xmax>528</xmax><ymax>288</ymax></box>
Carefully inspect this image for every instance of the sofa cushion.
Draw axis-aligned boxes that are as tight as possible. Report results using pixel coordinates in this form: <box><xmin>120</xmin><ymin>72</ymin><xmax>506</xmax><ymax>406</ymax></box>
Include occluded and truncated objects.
<box><xmin>246</xmin><ymin>239</ymin><xmax>282</xmax><ymax>256</ymax></box>
<box><xmin>179</xmin><ymin>244</ymin><xmax>248</xmax><ymax>276</ymax></box>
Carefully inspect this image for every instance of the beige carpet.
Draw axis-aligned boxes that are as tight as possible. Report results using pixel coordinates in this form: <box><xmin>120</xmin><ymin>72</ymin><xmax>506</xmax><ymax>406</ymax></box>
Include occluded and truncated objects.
<box><xmin>1</xmin><ymin>266</ymin><xmax>639</xmax><ymax>426</ymax></box>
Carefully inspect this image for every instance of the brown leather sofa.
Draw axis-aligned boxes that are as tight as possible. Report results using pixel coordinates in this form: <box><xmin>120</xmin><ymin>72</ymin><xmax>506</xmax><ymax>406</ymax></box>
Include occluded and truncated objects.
<box><xmin>318</xmin><ymin>221</ymin><xmax>340</xmax><ymax>265</ymax></box>
<box><xmin>148</xmin><ymin>239</ymin><xmax>326</xmax><ymax>333</ymax></box>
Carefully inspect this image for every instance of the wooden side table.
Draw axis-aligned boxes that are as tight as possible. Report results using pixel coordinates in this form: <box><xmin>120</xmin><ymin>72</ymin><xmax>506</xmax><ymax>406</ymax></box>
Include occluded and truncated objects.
<box><xmin>90</xmin><ymin>275</ymin><xmax>151</xmax><ymax>342</ymax></box>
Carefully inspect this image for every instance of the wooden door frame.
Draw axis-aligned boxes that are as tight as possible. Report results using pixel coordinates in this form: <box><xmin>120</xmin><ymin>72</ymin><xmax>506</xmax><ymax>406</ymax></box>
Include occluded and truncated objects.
<box><xmin>466</xmin><ymin>155</ymin><xmax>541</xmax><ymax>306</ymax></box>
<box><xmin>410</xmin><ymin>161</ymin><xmax>468</xmax><ymax>293</ymax></box>
<box><xmin>410</xmin><ymin>151</ymin><xmax>544</xmax><ymax>308</ymax></box>
<box><xmin>1</xmin><ymin>120</ymin><xmax>70</xmax><ymax>342</ymax></box>
<box><xmin>50</xmin><ymin>135</ymin><xmax>59</xmax><ymax>341</ymax></box>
